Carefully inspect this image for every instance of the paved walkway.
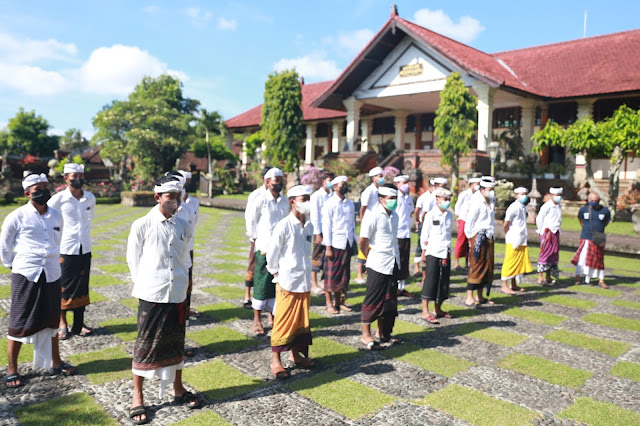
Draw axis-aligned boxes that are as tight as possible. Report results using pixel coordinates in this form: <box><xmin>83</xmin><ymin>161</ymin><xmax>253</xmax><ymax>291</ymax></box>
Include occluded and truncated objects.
<box><xmin>1</xmin><ymin>205</ymin><xmax>639</xmax><ymax>425</ymax></box>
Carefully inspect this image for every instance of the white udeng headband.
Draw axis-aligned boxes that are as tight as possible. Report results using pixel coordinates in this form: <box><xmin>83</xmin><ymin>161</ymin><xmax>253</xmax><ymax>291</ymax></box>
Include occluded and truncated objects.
<box><xmin>378</xmin><ymin>187</ymin><xmax>397</xmax><ymax>197</ymax></box>
<box><xmin>154</xmin><ymin>180</ymin><xmax>183</xmax><ymax>193</ymax></box>
<box><xmin>22</xmin><ymin>173</ymin><xmax>48</xmax><ymax>190</ymax></box>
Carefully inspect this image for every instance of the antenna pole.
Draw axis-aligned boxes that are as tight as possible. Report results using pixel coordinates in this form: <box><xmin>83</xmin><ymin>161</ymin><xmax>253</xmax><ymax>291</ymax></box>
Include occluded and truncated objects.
<box><xmin>583</xmin><ymin>10</ymin><xmax>587</xmax><ymax>38</ymax></box>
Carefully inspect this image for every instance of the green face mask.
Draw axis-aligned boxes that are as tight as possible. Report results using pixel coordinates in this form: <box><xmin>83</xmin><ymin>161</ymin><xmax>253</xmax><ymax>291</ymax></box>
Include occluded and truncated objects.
<box><xmin>385</xmin><ymin>199</ymin><xmax>398</xmax><ymax>211</ymax></box>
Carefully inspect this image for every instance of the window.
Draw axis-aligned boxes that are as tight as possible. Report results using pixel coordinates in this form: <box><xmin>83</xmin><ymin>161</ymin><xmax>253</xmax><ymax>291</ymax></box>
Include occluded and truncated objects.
<box><xmin>405</xmin><ymin>115</ymin><xmax>417</xmax><ymax>133</ymax></box>
<box><xmin>548</xmin><ymin>102</ymin><xmax>577</xmax><ymax>125</ymax></box>
<box><xmin>493</xmin><ymin>107</ymin><xmax>520</xmax><ymax>128</ymax></box>
<box><xmin>420</xmin><ymin>113</ymin><xmax>435</xmax><ymax>131</ymax></box>
<box><xmin>372</xmin><ymin>117</ymin><xmax>395</xmax><ymax>135</ymax></box>
<box><xmin>593</xmin><ymin>97</ymin><xmax>640</xmax><ymax>122</ymax></box>
<box><xmin>315</xmin><ymin>123</ymin><xmax>329</xmax><ymax>138</ymax></box>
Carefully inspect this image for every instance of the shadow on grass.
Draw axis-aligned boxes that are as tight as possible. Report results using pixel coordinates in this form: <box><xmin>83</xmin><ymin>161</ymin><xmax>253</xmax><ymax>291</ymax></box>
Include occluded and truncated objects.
<box><xmin>76</xmin><ymin>356</ymin><xmax>131</xmax><ymax>376</ymax></box>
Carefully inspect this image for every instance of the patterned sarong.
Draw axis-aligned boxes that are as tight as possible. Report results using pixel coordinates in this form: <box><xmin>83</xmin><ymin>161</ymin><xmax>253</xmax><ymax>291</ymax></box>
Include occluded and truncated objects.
<box><xmin>467</xmin><ymin>235</ymin><xmax>494</xmax><ymax>288</ymax></box>
<box><xmin>501</xmin><ymin>245</ymin><xmax>533</xmax><ymax>281</ymax></box>
<box><xmin>9</xmin><ymin>273</ymin><xmax>61</xmax><ymax>338</ymax></box>
<box><xmin>311</xmin><ymin>242</ymin><xmax>325</xmax><ymax>273</ymax></box>
<box><xmin>571</xmin><ymin>239</ymin><xmax>605</xmax><ymax>270</ymax></box>
<box><xmin>324</xmin><ymin>244</ymin><xmax>352</xmax><ymax>293</ymax></box>
<box><xmin>454</xmin><ymin>219</ymin><xmax>469</xmax><ymax>259</ymax></box>
<box><xmin>60</xmin><ymin>253</ymin><xmax>91</xmax><ymax>311</ymax></box>
<box><xmin>538</xmin><ymin>230</ymin><xmax>559</xmax><ymax>266</ymax></box>
<box><xmin>271</xmin><ymin>285</ymin><xmax>312</xmax><ymax>353</ymax></box>
<box><xmin>397</xmin><ymin>238</ymin><xmax>411</xmax><ymax>281</ymax></box>
<box><xmin>361</xmin><ymin>267</ymin><xmax>398</xmax><ymax>337</ymax></box>
<box><xmin>132</xmin><ymin>300</ymin><xmax>186</xmax><ymax>371</ymax></box>
<box><xmin>253</xmin><ymin>251</ymin><xmax>276</xmax><ymax>301</ymax></box>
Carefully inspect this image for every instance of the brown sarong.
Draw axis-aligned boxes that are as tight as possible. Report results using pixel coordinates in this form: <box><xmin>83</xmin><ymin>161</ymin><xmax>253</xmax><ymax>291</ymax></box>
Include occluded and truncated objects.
<box><xmin>397</xmin><ymin>238</ymin><xmax>411</xmax><ymax>280</ymax></box>
<box><xmin>9</xmin><ymin>273</ymin><xmax>61</xmax><ymax>338</ymax></box>
<box><xmin>467</xmin><ymin>235</ymin><xmax>494</xmax><ymax>288</ymax></box>
<box><xmin>361</xmin><ymin>267</ymin><xmax>398</xmax><ymax>337</ymax></box>
<box><xmin>60</xmin><ymin>253</ymin><xmax>91</xmax><ymax>311</ymax></box>
<box><xmin>132</xmin><ymin>300</ymin><xmax>186</xmax><ymax>371</ymax></box>
<box><xmin>311</xmin><ymin>241</ymin><xmax>325</xmax><ymax>273</ymax></box>
<box><xmin>271</xmin><ymin>285</ymin><xmax>312</xmax><ymax>353</ymax></box>
<box><xmin>323</xmin><ymin>244</ymin><xmax>351</xmax><ymax>293</ymax></box>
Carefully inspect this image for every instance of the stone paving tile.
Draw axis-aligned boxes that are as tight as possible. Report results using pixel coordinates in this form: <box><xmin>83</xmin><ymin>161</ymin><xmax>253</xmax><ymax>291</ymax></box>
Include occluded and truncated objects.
<box><xmin>59</xmin><ymin>327</ymin><xmax>124</xmax><ymax>357</ymax></box>
<box><xmin>419</xmin><ymin>331</ymin><xmax>514</xmax><ymax>365</ymax></box>
<box><xmin>487</xmin><ymin>313</ymin><xmax>556</xmax><ymax>337</ymax></box>
<box><xmin>355</xmin><ymin>401</ymin><xmax>469</xmax><ymax>426</ymax></box>
<box><xmin>593</xmin><ymin>302</ymin><xmax>640</xmax><ymax>320</ymax></box>
<box><xmin>515</xmin><ymin>336</ymin><xmax>616</xmax><ymax>373</ymax></box>
<box><xmin>92</xmin><ymin>283</ymin><xmax>134</xmax><ymax>301</ymax></box>
<box><xmin>563</xmin><ymin>318</ymin><xmax>640</xmax><ymax>345</ymax></box>
<box><xmin>450</xmin><ymin>365</ymin><xmax>577</xmax><ymax>414</ymax></box>
<box><xmin>581</xmin><ymin>373</ymin><xmax>640</xmax><ymax>413</ymax></box>
<box><xmin>620</xmin><ymin>347</ymin><xmax>640</xmax><ymax>364</ymax></box>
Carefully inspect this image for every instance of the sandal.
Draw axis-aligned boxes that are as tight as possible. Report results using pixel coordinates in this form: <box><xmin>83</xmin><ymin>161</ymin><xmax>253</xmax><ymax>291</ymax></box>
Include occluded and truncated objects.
<box><xmin>464</xmin><ymin>301</ymin><xmax>478</xmax><ymax>309</ymax></box>
<box><xmin>397</xmin><ymin>289</ymin><xmax>415</xmax><ymax>298</ymax></box>
<box><xmin>3</xmin><ymin>373</ymin><xmax>24</xmax><ymax>388</ymax></box>
<box><xmin>78</xmin><ymin>325</ymin><xmax>93</xmax><ymax>337</ymax></box>
<box><xmin>294</xmin><ymin>358</ymin><xmax>316</xmax><ymax>369</ymax></box>
<box><xmin>58</xmin><ymin>327</ymin><xmax>70</xmax><ymax>340</ymax></box>
<box><xmin>542</xmin><ymin>279</ymin><xmax>557</xmax><ymax>287</ymax></box>
<box><xmin>174</xmin><ymin>391</ymin><xmax>202</xmax><ymax>409</ymax></box>
<box><xmin>252</xmin><ymin>322</ymin><xmax>265</xmax><ymax>336</ymax></box>
<box><xmin>380</xmin><ymin>335</ymin><xmax>402</xmax><ymax>344</ymax></box>
<box><xmin>422</xmin><ymin>315</ymin><xmax>440</xmax><ymax>324</ymax></box>
<box><xmin>51</xmin><ymin>362</ymin><xmax>77</xmax><ymax>376</ymax></box>
<box><xmin>129</xmin><ymin>406</ymin><xmax>149</xmax><ymax>425</ymax></box>
<box><xmin>598</xmin><ymin>280</ymin><xmax>609</xmax><ymax>289</ymax></box>
<box><xmin>361</xmin><ymin>340</ymin><xmax>381</xmax><ymax>351</ymax></box>
<box><xmin>436</xmin><ymin>312</ymin><xmax>453</xmax><ymax>319</ymax></box>
<box><xmin>325</xmin><ymin>305</ymin><xmax>339</xmax><ymax>315</ymax></box>
<box><xmin>272</xmin><ymin>368</ymin><xmax>290</xmax><ymax>380</ymax></box>
<box><xmin>477</xmin><ymin>298</ymin><xmax>495</xmax><ymax>306</ymax></box>
<box><xmin>185</xmin><ymin>347</ymin><xmax>195</xmax><ymax>358</ymax></box>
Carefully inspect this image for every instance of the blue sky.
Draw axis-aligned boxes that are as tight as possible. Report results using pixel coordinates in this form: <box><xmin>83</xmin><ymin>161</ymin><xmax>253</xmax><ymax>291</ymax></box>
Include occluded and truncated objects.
<box><xmin>0</xmin><ymin>0</ymin><xmax>638</xmax><ymax>138</ymax></box>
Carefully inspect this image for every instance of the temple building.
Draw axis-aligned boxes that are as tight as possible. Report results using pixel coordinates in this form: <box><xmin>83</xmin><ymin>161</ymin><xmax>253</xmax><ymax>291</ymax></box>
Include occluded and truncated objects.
<box><xmin>226</xmin><ymin>6</ymin><xmax>640</xmax><ymax>192</ymax></box>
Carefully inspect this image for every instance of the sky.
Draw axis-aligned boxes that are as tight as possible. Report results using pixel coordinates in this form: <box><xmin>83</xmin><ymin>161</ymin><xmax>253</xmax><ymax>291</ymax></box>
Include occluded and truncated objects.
<box><xmin>0</xmin><ymin>0</ymin><xmax>639</xmax><ymax>138</ymax></box>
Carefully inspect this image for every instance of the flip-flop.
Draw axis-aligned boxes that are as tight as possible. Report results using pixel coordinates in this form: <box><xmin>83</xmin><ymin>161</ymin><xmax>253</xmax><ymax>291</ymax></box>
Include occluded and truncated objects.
<box><xmin>477</xmin><ymin>299</ymin><xmax>495</xmax><ymax>306</ymax></box>
<box><xmin>185</xmin><ymin>347</ymin><xmax>195</xmax><ymax>358</ymax></box>
<box><xmin>3</xmin><ymin>373</ymin><xmax>24</xmax><ymax>388</ymax></box>
<box><xmin>252</xmin><ymin>323</ymin><xmax>265</xmax><ymax>336</ymax></box>
<box><xmin>129</xmin><ymin>405</ymin><xmax>149</xmax><ymax>425</ymax></box>
<box><xmin>464</xmin><ymin>301</ymin><xmax>478</xmax><ymax>309</ymax></box>
<box><xmin>362</xmin><ymin>340</ymin><xmax>381</xmax><ymax>350</ymax></box>
<box><xmin>272</xmin><ymin>369</ymin><xmax>290</xmax><ymax>380</ymax></box>
<box><xmin>51</xmin><ymin>362</ymin><xmax>76</xmax><ymax>376</ymax></box>
<box><xmin>422</xmin><ymin>315</ymin><xmax>440</xmax><ymax>324</ymax></box>
<box><xmin>380</xmin><ymin>335</ymin><xmax>402</xmax><ymax>344</ymax></box>
<box><xmin>243</xmin><ymin>300</ymin><xmax>253</xmax><ymax>310</ymax></box>
<box><xmin>436</xmin><ymin>312</ymin><xmax>453</xmax><ymax>319</ymax></box>
<box><xmin>78</xmin><ymin>325</ymin><xmax>94</xmax><ymax>337</ymax></box>
<box><xmin>173</xmin><ymin>391</ymin><xmax>202</xmax><ymax>409</ymax></box>
<box><xmin>58</xmin><ymin>327</ymin><xmax>70</xmax><ymax>340</ymax></box>
<box><xmin>598</xmin><ymin>281</ymin><xmax>609</xmax><ymax>289</ymax></box>
<box><xmin>294</xmin><ymin>358</ymin><xmax>316</xmax><ymax>369</ymax></box>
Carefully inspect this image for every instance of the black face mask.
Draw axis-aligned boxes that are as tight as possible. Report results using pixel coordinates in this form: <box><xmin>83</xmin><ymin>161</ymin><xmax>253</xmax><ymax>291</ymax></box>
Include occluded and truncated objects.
<box><xmin>271</xmin><ymin>183</ymin><xmax>283</xmax><ymax>193</ymax></box>
<box><xmin>31</xmin><ymin>189</ymin><xmax>51</xmax><ymax>206</ymax></box>
<box><xmin>339</xmin><ymin>185</ymin><xmax>349</xmax><ymax>195</ymax></box>
<box><xmin>70</xmin><ymin>178</ymin><xmax>84</xmax><ymax>189</ymax></box>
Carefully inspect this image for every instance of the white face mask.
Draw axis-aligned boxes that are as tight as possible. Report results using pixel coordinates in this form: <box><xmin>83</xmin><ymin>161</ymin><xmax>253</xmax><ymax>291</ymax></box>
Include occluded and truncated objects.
<box><xmin>296</xmin><ymin>201</ymin><xmax>311</xmax><ymax>215</ymax></box>
<box><xmin>485</xmin><ymin>190</ymin><xmax>495</xmax><ymax>200</ymax></box>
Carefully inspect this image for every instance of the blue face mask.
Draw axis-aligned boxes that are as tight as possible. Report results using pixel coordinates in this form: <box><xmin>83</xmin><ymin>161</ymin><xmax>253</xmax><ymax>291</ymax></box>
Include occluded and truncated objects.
<box><xmin>553</xmin><ymin>195</ymin><xmax>562</xmax><ymax>203</ymax></box>
<box><xmin>377</xmin><ymin>177</ymin><xmax>385</xmax><ymax>186</ymax></box>
<box><xmin>440</xmin><ymin>201</ymin><xmax>451</xmax><ymax>210</ymax></box>
<box><xmin>518</xmin><ymin>195</ymin><xmax>529</xmax><ymax>204</ymax></box>
<box><xmin>326</xmin><ymin>180</ymin><xmax>333</xmax><ymax>190</ymax></box>
<box><xmin>588</xmin><ymin>201</ymin><xmax>599</xmax><ymax>208</ymax></box>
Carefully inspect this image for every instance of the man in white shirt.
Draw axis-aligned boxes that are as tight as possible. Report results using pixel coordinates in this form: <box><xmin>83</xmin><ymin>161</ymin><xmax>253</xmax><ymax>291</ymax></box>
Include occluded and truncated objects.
<box><xmin>247</xmin><ymin>167</ymin><xmax>289</xmax><ymax>336</ymax></box>
<box><xmin>310</xmin><ymin>170</ymin><xmax>335</xmax><ymax>296</ymax></box>
<box><xmin>536</xmin><ymin>187</ymin><xmax>563</xmax><ymax>285</ymax></box>
<box><xmin>48</xmin><ymin>163</ymin><xmax>95</xmax><ymax>339</ymax></box>
<box><xmin>266</xmin><ymin>185</ymin><xmax>315</xmax><ymax>380</ymax></box>
<box><xmin>356</xmin><ymin>166</ymin><xmax>385</xmax><ymax>284</ymax></box>
<box><xmin>415</xmin><ymin>177</ymin><xmax>447</xmax><ymax>283</ymax></box>
<box><xmin>359</xmin><ymin>184</ymin><xmax>401</xmax><ymax>349</ymax></box>
<box><xmin>464</xmin><ymin>180</ymin><xmax>496</xmax><ymax>308</ymax></box>
<box><xmin>501</xmin><ymin>187</ymin><xmax>533</xmax><ymax>294</ymax></box>
<box><xmin>243</xmin><ymin>166</ymin><xmax>271</xmax><ymax>308</ymax></box>
<box><xmin>126</xmin><ymin>175</ymin><xmax>201</xmax><ymax>423</ymax></box>
<box><xmin>420</xmin><ymin>187</ymin><xmax>453</xmax><ymax>323</ymax></box>
<box><xmin>180</xmin><ymin>170</ymin><xmax>201</xmax><ymax>318</ymax></box>
<box><xmin>1</xmin><ymin>173</ymin><xmax>77</xmax><ymax>389</ymax></box>
<box><xmin>453</xmin><ymin>177</ymin><xmax>481</xmax><ymax>270</ymax></box>
<box><xmin>393</xmin><ymin>174</ymin><xmax>415</xmax><ymax>297</ymax></box>
<box><xmin>322</xmin><ymin>176</ymin><xmax>357</xmax><ymax>314</ymax></box>
<box><xmin>413</xmin><ymin>179</ymin><xmax>435</xmax><ymax>276</ymax></box>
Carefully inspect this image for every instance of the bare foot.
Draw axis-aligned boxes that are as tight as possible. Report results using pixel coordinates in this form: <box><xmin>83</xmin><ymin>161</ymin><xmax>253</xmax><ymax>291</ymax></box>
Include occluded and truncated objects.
<box><xmin>501</xmin><ymin>285</ymin><xmax>516</xmax><ymax>295</ymax></box>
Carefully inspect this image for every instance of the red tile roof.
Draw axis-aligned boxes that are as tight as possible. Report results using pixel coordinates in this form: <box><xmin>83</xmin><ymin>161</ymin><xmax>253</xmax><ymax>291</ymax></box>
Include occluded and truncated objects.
<box><xmin>226</xmin><ymin>80</ymin><xmax>345</xmax><ymax>129</ymax></box>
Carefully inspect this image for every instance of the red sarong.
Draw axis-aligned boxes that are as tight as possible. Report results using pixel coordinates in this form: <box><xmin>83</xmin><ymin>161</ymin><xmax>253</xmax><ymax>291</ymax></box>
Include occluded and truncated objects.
<box><xmin>454</xmin><ymin>219</ymin><xmax>469</xmax><ymax>259</ymax></box>
<box><xmin>571</xmin><ymin>239</ymin><xmax>605</xmax><ymax>270</ymax></box>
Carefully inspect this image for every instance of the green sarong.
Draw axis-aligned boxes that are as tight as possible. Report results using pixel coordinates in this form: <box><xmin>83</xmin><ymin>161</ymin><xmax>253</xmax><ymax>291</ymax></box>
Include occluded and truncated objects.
<box><xmin>253</xmin><ymin>251</ymin><xmax>276</xmax><ymax>301</ymax></box>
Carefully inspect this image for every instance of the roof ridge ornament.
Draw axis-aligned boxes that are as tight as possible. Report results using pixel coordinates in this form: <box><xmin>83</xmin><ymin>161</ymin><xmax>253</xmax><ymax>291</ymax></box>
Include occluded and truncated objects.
<box><xmin>390</xmin><ymin>4</ymin><xmax>398</xmax><ymax>17</ymax></box>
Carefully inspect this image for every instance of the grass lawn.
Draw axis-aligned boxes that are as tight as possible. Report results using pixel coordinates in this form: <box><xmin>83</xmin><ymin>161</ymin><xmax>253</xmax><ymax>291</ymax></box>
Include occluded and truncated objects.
<box><xmin>15</xmin><ymin>392</ymin><xmax>117</xmax><ymax>426</ymax></box>
<box><xmin>90</xmin><ymin>274</ymin><xmax>126</xmax><ymax>287</ymax></box>
<box><xmin>89</xmin><ymin>289</ymin><xmax>109</xmax><ymax>303</ymax></box>
<box><xmin>215</xmin><ymin>192</ymin><xmax>251</xmax><ymax>201</ymax></box>
<box><xmin>558</xmin><ymin>397</ymin><xmax>640</xmax><ymax>426</ymax></box>
<box><xmin>187</xmin><ymin>326</ymin><xmax>257</xmax><ymax>354</ymax></box>
<box><xmin>0</xmin><ymin>337</ymin><xmax>34</xmax><ymax>365</ymax></box>
<box><xmin>372</xmin><ymin>319</ymin><xmax>431</xmax><ymax>340</ymax></box>
<box><xmin>98</xmin><ymin>264</ymin><xmax>130</xmax><ymax>274</ymax></box>
<box><xmin>502</xmin><ymin>307</ymin><xmax>567</xmax><ymax>326</ymax></box>
<box><xmin>570</xmin><ymin>285</ymin><xmax>622</xmax><ymax>298</ymax></box>
<box><xmin>451</xmin><ymin>323</ymin><xmax>528</xmax><ymax>347</ymax></box>
<box><xmin>183</xmin><ymin>359</ymin><xmax>264</xmax><ymax>402</ymax></box>
<box><xmin>611</xmin><ymin>361</ymin><xmax>640</xmax><ymax>382</ymax></box>
<box><xmin>0</xmin><ymin>265</ymin><xmax>11</xmax><ymax>274</ymax></box>
<box><xmin>198</xmin><ymin>302</ymin><xmax>253</xmax><ymax>323</ymax></box>
<box><xmin>384</xmin><ymin>344</ymin><xmax>474</xmax><ymax>377</ymax></box>
<box><xmin>582</xmin><ymin>313</ymin><xmax>640</xmax><ymax>332</ymax></box>
<box><xmin>119</xmin><ymin>298</ymin><xmax>139</xmax><ymax>311</ymax></box>
<box><xmin>308</xmin><ymin>337</ymin><xmax>362</xmax><ymax>365</ymax></box>
<box><xmin>215</xmin><ymin>253</ymin><xmax>248</xmax><ymax>262</ymax></box>
<box><xmin>561</xmin><ymin>216</ymin><xmax>634</xmax><ymax>235</ymax></box>
<box><xmin>612</xmin><ymin>300</ymin><xmax>640</xmax><ymax>310</ymax></box>
<box><xmin>170</xmin><ymin>410</ymin><xmax>231</xmax><ymax>426</ymax></box>
<box><xmin>212</xmin><ymin>262</ymin><xmax>246</xmax><ymax>273</ymax></box>
<box><xmin>289</xmin><ymin>370</ymin><xmax>395</xmax><ymax>419</ymax></box>
<box><xmin>541</xmin><ymin>295</ymin><xmax>597</xmax><ymax>310</ymax></box>
<box><xmin>497</xmin><ymin>353</ymin><xmax>592</xmax><ymax>388</ymax></box>
<box><xmin>68</xmin><ymin>346</ymin><xmax>131</xmax><ymax>385</ymax></box>
<box><xmin>203</xmin><ymin>285</ymin><xmax>246</xmax><ymax>300</ymax></box>
<box><xmin>98</xmin><ymin>315</ymin><xmax>138</xmax><ymax>342</ymax></box>
<box><xmin>204</xmin><ymin>272</ymin><xmax>245</xmax><ymax>284</ymax></box>
<box><xmin>545</xmin><ymin>330</ymin><xmax>630</xmax><ymax>357</ymax></box>
<box><xmin>0</xmin><ymin>284</ymin><xmax>11</xmax><ymax>298</ymax></box>
<box><xmin>420</xmin><ymin>384</ymin><xmax>538</xmax><ymax>426</ymax></box>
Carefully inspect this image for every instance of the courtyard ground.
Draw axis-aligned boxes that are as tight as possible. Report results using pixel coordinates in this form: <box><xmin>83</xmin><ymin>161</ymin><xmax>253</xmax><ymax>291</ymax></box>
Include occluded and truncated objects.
<box><xmin>1</xmin><ymin>204</ymin><xmax>639</xmax><ymax>425</ymax></box>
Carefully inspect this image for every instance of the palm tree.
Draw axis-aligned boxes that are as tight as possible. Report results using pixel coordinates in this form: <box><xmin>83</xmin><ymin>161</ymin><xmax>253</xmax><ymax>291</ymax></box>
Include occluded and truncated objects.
<box><xmin>196</xmin><ymin>109</ymin><xmax>226</xmax><ymax>197</ymax></box>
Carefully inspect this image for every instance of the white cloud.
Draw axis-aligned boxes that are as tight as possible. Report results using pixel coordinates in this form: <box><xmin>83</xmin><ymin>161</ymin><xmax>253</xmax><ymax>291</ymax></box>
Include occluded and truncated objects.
<box><xmin>185</xmin><ymin>7</ymin><xmax>212</xmax><ymax>21</ymax></box>
<box><xmin>413</xmin><ymin>8</ymin><xmax>484</xmax><ymax>43</ymax></box>
<box><xmin>337</xmin><ymin>28</ymin><xmax>375</xmax><ymax>55</ymax></box>
<box><xmin>274</xmin><ymin>53</ymin><xmax>341</xmax><ymax>81</ymax></box>
<box><xmin>79</xmin><ymin>45</ymin><xmax>188</xmax><ymax>95</ymax></box>
<box><xmin>0</xmin><ymin>32</ymin><xmax>77</xmax><ymax>64</ymax></box>
<box><xmin>0</xmin><ymin>63</ymin><xmax>71</xmax><ymax>96</ymax></box>
<box><xmin>218</xmin><ymin>17</ymin><xmax>237</xmax><ymax>31</ymax></box>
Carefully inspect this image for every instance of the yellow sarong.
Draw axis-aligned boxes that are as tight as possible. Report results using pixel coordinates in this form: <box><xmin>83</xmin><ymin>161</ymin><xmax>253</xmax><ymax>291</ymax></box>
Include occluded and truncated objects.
<box><xmin>271</xmin><ymin>284</ymin><xmax>311</xmax><ymax>349</ymax></box>
<box><xmin>357</xmin><ymin>248</ymin><xmax>367</xmax><ymax>261</ymax></box>
<box><xmin>501</xmin><ymin>245</ymin><xmax>533</xmax><ymax>281</ymax></box>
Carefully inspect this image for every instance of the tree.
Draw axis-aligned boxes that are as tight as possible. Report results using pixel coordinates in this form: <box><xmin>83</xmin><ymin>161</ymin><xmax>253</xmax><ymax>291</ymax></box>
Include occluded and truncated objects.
<box><xmin>243</xmin><ymin>130</ymin><xmax>264</xmax><ymax>159</ymax></box>
<box><xmin>6</xmin><ymin>108</ymin><xmax>58</xmax><ymax>156</ymax></box>
<box><xmin>261</xmin><ymin>69</ymin><xmax>304</xmax><ymax>174</ymax></box>
<box><xmin>434</xmin><ymin>72</ymin><xmax>477</xmax><ymax>192</ymax></box>
<box><xmin>59</xmin><ymin>128</ymin><xmax>89</xmax><ymax>155</ymax></box>
<box><xmin>92</xmin><ymin>74</ymin><xmax>199</xmax><ymax>182</ymax></box>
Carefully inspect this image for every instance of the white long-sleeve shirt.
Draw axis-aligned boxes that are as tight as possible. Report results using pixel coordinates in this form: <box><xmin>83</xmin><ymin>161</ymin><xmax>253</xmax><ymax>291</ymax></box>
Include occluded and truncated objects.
<box><xmin>174</xmin><ymin>202</ymin><xmax>195</xmax><ymax>266</ymax></box>
<box><xmin>536</xmin><ymin>200</ymin><xmax>562</xmax><ymax>235</ymax></box>
<box><xmin>454</xmin><ymin>188</ymin><xmax>473</xmax><ymax>221</ymax></box>
<box><xmin>360</xmin><ymin>203</ymin><xmax>400</xmax><ymax>275</ymax></box>
<box><xmin>360</xmin><ymin>183</ymin><xmax>378</xmax><ymax>216</ymax></box>
<box><xmin>505</xmin><ymin>200</ymin><xmax>528</xmax><ymax>248</ymax></box>
<box><xmin>420</xmin><ymin>207</ymin><xmax>453</xmax><ymax>259</ymax></box>
<box><xmin>266</xmin><ymin>214</ymin><xmax>313</xmax><ymax>293</ymax></box>
<box><xmin>127</xmin><ymin>205</ymin><xmax>192</xmax><ymax>304</ymax></box>
<box><xmin>47</xmin><ymin>187</ymin><xmax>95</xmax><ymax>255</ymax></box>
<box><xmin>416</xmin><ymin>190</ymin><xmax>435</xmax><ymax>222</ymax></box>
<box><xmin>464</xmin><ymin>191</ymin><xmax>495</xmax><ymax>239</ymax></box>
<box><xmin>310</xmin><ymin>187</ymin><xmax>332</xmax><ymax>235</ymax></box>
<box><xmin>248</xmin><ymin>191</ymin><xmax>289</xmax><ymax>253</ymax></box>
<box><xmin>321</xmin><ymin>194</ymin><xmax>356</xmax><ymax>250</ymax></box>
<box><xmin>396</xmin><ymin>191</ymin><xmax>414</xmax><ymax>239</ymax></box>
<box><xmin>245</xmin><ymin>185</ymin><xmax>267</xmax><ymax>240</ymax></box>
<box><xmin>184</xmin><ymin>194</ymin><xmax>200</xmax><ymax>249</ymax></box>
<box><xmin>0</xmin><ymin>203</ymin><xmax>63</xmax><ymax>283</ymax></box>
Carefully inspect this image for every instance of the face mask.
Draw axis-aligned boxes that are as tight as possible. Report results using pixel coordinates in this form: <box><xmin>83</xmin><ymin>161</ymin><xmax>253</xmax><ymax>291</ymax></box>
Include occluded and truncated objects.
<box><xmin>553</xmin><ymin>195</ymin><xmax>562</xmax><ymax>203</ymax></box>
<box><xmin>399</xmin><ymin>183</ymin><xmax>410</xmax><ymax>194</ymax></box>
<box><xmin>440</xmin><ymin>201</ymin><xmax>451</xmax><ymax>210</ymax></box>
<box><xmin>325</xmin><ymin>180</ymin><xmax>333</xmax><ymax>190</ymax></box>
<box><xmin>162</xmin><ymin>199</ymin><xmax>180</xmax><ymax>215</ymax></box>
<box><xmin>518</xmin><ymin>195</ymin><xmax>529</xmax><ymax>204</ymax></box>
<box><xmin>472</xmin><ymin>185</ymin><xmax>479</xmax><ymax>192</ymax></box>
<box><xmin>588</xmin><ymin>201</ymin><xmax>599</xmax><ymax>208</ymax></box>
<box><xmin>385</xmin><ymin>199</ymin><xmax>398</xmax><ymax>211</ymax></box>
<box><xmin>485</xmin><ymin>190</ymin><xmax>494</xmax><ymax>200</ymax></box>
<box><xmin>69</xmin><ymin>178</ymin><xmax>84</xmax><ymax>189</ymax></box>
<box><xmin>271</xmin><ymin>183</ymin><xmax>283</xmax><ymax>193</ymax></box>
<box><xmin>296</xmin><ymin>201</ymin><xmax>311</xmax><ymax>215</ymax></box>
<box><xmin>339</xmin><ymin>185</ymin><xmax>349</xmax><ymax>195</ymax></box>
<box><xmin>31</xmin><ymin>189</ymin><xmax>51</xmax><ymax>206</ymax></box>
<box><xmin>377</xmin><ymin>177</ymin><xmax>385</xmax><ymax>186</ymax></box>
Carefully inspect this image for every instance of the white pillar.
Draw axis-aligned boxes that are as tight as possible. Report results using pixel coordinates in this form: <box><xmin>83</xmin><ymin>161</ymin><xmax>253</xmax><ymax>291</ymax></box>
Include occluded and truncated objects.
<box><xmin>226</xmin><ymin>131</ymin><xmax>233</xmax><ymax>149</ymax></box>
<box><xmin>241</xmin><ymin>131</ymin><xmax>249</xmax><ymax>169</ymax></box>
<box><xmin>360</xmin><ymin>119</ymin><xmax>370</xmax><ymax>152</ymax></box>
<box><xmin>331</xmin><ymin>120</ymin><xmax>341</xmax><ymax>153</ymax></box>
<box><xmin>473</xmin><ymin>82</ymin><xmax>495</xmax><ymax>151</ymax></box>
<box><xmin>305</xmin><ymin>123</ymin><xmax>315</xmax><ymax>164</ymax></box>
<box><xmin>393</xmin><ymin>110</ymin><xmax>407</xmax><ymax>150</ymax></box>
<box><xmin>519</xmin><ymin>99</ymin><xmax>537</xmax><ymax>154</ymax></box>
<box><xmin>343</xmin><ymin>97</ymin><xmax>361</xmax><ymax>152</ymax></box>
